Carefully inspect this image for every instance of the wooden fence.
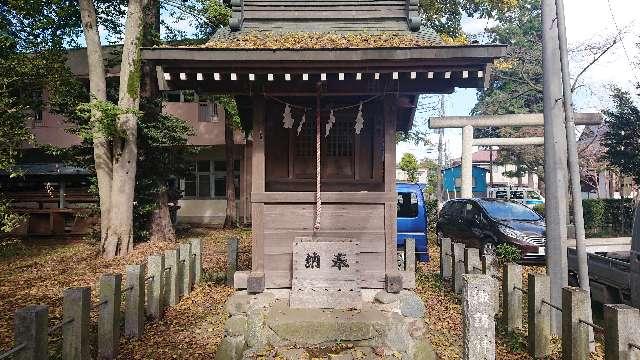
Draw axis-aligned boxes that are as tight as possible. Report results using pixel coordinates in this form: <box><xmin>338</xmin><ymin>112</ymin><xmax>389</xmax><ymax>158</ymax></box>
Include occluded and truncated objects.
<box><xmin>439</xmin><ymin>238</ymin><xmax>640</xmax><ymax>360</ymax></box>
<box><xmin>0</xmin><ymin>238</ymin><xmax>202</xmax><ymax>360</ymax></box>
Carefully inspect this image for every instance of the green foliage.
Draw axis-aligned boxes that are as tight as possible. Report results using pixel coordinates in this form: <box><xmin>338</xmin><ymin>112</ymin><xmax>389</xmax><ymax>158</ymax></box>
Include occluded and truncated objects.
<box><xmin>496</xmin><ymin>243</ymin><xmax>521</xmax><ymax>263</ymax></box>
<box><xmin>603</xmin><ymin>87</ymin><xmax>640</xmax><ymax>184</ymax></box>
<box><xmin>0</xmin><ymin>195</ymin><xmax>25</xmax><ymax>234</ymax></box>
<box><xmin>75</xmin><ymin>100</ymin><xmax>137</xmax><ymax>141</ymax></box>
<box><xmin>425</xmin><ymin>199</ymin><xmax>438</xmax><ymax>233</ymax></box>
<box><xmin>419</xmin><ymin>0</ymin><xmax>518</xmax><ymax>37</ymax></box>
<box><xmin>213</xmin><ymin>95</ymin><xmax>242</xmax><ymax>129</ymax></box>
<box><xmin>399</xmin><ymin>153</ymin><xmax>420</xmax><ymax>183</ymax></box>
<box><xmin>0</xmin><ymin>237</ymin><xmax>28</xmax><ymax>260</ymax></box>
<box><xmin>199</xmin><ymin>0</ymin><xmax>232</xmax><ymax>29</ymax></box>
<box><xmin>133</xmin><ymin>97</ymin><xmax>197</xmax><ymax>242</ymax></box>
<box><xmin>531</xmin><ymin>199</ymin><xmax>634</xmax><ymax>236</ymax></box>
<box><xmin>532</xmin><ymin>203</ymin><xmax>545</xmax><ymax>216</ymax></box>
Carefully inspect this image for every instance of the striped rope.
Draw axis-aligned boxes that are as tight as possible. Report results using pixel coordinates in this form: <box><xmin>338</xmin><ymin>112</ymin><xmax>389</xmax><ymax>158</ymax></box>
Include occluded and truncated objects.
<box><xmin>314</xmin><ymin>90</ymin><xmax>321</xmax><ymax>231</ymax></box>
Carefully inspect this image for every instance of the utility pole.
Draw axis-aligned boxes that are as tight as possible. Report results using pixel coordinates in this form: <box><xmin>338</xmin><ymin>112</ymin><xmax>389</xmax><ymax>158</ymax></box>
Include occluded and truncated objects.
<box><xmin>436</xmin><ymin>96</ymin><xmax>445</xmax><ymax>209</ymax></box>
<box><xmin>542</xmin><ymin>0</ymin><xmax>570</xmax><ymax>335</ymax></box>
<box><xmin>555</xmin><ymin>0</ymin><xmax>594</xmax><ymax>348</ymax></box>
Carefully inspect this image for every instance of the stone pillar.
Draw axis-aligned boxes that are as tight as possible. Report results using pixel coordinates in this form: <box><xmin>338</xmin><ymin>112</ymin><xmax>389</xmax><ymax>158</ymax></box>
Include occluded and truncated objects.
<box><xmin>190</xmin><ymin>238</ymin><xmax>203</xmax><ymax>284</ymax></box>
<box><xmin>452</xmin><ymin>242</ymin><xmax>466</xmax><ymax>294</ymax></box>
<box><xmin>179</xmin><ymin>243</ymin><xmax>193</xmax><ymax>296</ymax></box>
<box><xmin>482</xmin><ymin>254</ymin><xmax>499</xmax><ymax>315</ymax></box>
<box><xmin>62</xmin><ymin>287</ymin><xmax>90</xmax><ymax>360</ymax></box>
<box><xmin>440</xmin><ymin>237</ymin><xmax>452</xmax><ymax>280</ymax></box>
<box><xmin>603</xmin><ymin>304</ymin><xmax>640</xmax><ymax>360</ymax></box>
<box><xmin>98</xmin><ymin>274</ymin><xmax>122</xmax><ymax>360</ymax></box>
<box><xmin>404</xmin><ymin>238</ymin><xmax>416</xmax><ymax>274</ymax></box>
<box><xmin>164</xmin><ymin>249</ymin><xmax>181</xmax><ymax>306</ymax></box>
<box><xmin>562</xmin><ymin>287</ymin><xmax>590</xmax><ymax>360</ymax></box>
<box><xmin>528</xmin><ymin>274</ymin><xmax>551</xmax><ymax>358</ymax></box>
<box><xmin>462</xmin><ymin>274</ymin><xmax>496</xmax><ymax>360</ymax></box>
<box><xmin>147</xmin><ymin>255</ymin><xmax>165</xmax><ymax>320</ymax></box>
<box><xmin>464</xmin><ymin>248</ymin><xmax>481</xmax><ymax>274</ymax></box>
<box><xmin>14</xmin><ymin>305</ymin><xmax>48</xmax><ymax>360</ymax></box>
<box><xmin>227</xmin><ymin>237</ymin><xmax>239</xmax><ymax>287</ymax></box>
<box><xmin>125</xmin><ymin>264</ymin><xmax>145</xmax><ymax>338</ymax></box>
<box><xmin>502</xmin><ymin>263</ymin><xmax>523</xmax><ymax>331</ymax></box>
<box><xmin>461</xmin><ymin>125</ymin><xmax>474</xmax><ymax>198</ymax></box>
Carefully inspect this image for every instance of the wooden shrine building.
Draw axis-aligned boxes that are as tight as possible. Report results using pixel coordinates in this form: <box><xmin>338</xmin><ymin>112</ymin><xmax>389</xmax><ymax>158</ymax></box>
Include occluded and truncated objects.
<box><xmin>142</xmin><ymin>0</ymin><xmax>505</xmax><ymax>295</ymax></box>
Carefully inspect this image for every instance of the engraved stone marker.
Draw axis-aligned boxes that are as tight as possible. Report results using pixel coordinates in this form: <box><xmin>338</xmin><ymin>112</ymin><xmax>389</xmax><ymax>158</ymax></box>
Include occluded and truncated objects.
<box><xmin>290</xmin><ymin>238</ymin><xmax>361</xmax><ymax>309</ymax></box>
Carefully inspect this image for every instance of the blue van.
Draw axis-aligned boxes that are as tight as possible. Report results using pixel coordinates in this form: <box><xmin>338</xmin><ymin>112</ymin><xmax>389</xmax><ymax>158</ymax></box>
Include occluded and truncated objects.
<box><xmin>397</xmin><ymin>182</ymin><xmax>429</xmax><ymax>262</ymax></box>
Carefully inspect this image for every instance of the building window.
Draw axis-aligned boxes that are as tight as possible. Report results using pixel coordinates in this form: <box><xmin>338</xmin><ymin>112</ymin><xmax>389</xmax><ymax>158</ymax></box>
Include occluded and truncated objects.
<box><xmin>198</xmin><ymin>102</ymin><xmax>219</xmax><ymax>122</ymax></box>
<box><xmin>182</xmin><ymin>160</ymin><xmax>240</xmax><ymax>199</ymax></box>
<box><xmin>326</xmin><ymin>116</ymin><xmax>353</xmax><ymax>157</ymax></box>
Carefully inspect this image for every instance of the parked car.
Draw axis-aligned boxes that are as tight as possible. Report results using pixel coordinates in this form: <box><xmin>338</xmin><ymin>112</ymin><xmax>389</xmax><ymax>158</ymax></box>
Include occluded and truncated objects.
<box><xmin>436</xmin><ymin>198</ymin><xmax>546</xmax><ymax>264</ymax></box>
<box><xmin>397</xmin><ymin>182</ymin><xmax>428</xmax><ymax>262</ymax></box>
<box><xmin>487</xmin><ymin>186</ymin><xmax>545</xmax><ymax>208</ymax></box>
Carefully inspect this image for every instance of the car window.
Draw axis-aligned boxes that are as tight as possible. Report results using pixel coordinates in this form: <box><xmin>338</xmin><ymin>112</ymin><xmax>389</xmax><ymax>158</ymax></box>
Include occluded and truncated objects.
<box><xmin>527</xmin><ymin>191</ymin><xmax>542</xmax><ymax>200</ymax></box>
<box><xmin>397</xmin><ymin>192</ymin><xmax>419</xmax><ymax>218</ymax></box>
<box><xmin>479</xmin><ymin>200</ymin><xmax>541</xmax><ymax>221</ymax></box>
<box><xmin>511</xmin><ymin>191</ymin><xmax>525</xmax><ymax>199</ymax></box>
<box><xmin>495</xmin><ymin>190</ymin><xmax>508</xmax><ymax>199</ymax></box>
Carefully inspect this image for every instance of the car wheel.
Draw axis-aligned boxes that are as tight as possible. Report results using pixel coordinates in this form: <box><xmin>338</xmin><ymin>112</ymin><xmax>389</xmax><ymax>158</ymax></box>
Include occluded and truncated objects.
<box><xmin>482</xmin><ymin>242</ymin><xmax>496</xmax><ymax>257</ymax></box>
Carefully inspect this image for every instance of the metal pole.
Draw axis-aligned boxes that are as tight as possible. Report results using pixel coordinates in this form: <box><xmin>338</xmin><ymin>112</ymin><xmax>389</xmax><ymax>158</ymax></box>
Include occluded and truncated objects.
<box><xmin>437</xmin><ymin>96</ymin><xmax>445</xmax><ymax>209</ymax></box>
<box><xmin>555</xmin><ymin>0</ymin><xmax>594</xmax><ymax>348</ymax></box>
<box><xmin>461</xmin><ymin>125</ymin><xmax>473</xmax><ymax>198</ymax></box>
<box><xmin>542</xmin><ymin>0</ymin><xmax>570</xmax><ymax>336</ymax></box>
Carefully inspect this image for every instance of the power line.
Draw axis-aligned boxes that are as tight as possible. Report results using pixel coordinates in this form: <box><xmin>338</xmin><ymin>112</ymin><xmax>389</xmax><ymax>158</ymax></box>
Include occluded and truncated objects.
<box><xmin>606</xmin><ymin>0</ymin><xmax>639</xmax><ymax>84</ymax></box>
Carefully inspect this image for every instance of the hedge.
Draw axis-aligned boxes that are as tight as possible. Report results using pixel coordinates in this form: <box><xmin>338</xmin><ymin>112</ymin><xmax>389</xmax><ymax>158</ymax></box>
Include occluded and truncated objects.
<box><xmin>533</xmin><ymin>198</ymin><xmax>635</xmax><ymax>236</ymax></box>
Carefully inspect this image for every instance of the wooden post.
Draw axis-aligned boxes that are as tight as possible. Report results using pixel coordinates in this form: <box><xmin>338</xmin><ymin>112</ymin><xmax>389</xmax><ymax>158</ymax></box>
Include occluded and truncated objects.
<box><xmin>603</xmin><ymin>304</ymin><xmax>640</xmax><ymax>360</ymax></box>
<box><xmin>14</xmin><ymin>305</ymin><xmax>48</xmax><ymax>360</ymax></box>
<box><xmin>62</xmin><ymin>287</ymin><xmax>90</xmax><ymax>360</ymax></box>
<box><xmin>452</xmin><ymin>242</ymin><xmax>465</xmax><ymax>294</ymax></box>
<box><xmin>124</xmin><ymin>264</ymin><xmax>145</xmax><ymax>338</ymax></box>
<box><xmin>98</xmin><ymin>274</ymin><xmax>121</xmax><ymax>360</ymax></box>
<box><xmin>383</xmin><ymin>95</ymin><xmax>400</xmax><ymax>291</ymax></box>
<box><xmin>164</xmin><ymin>249</ymin><xmax>181</xmax><ymax>306</ymax></box>
<box><xmin>464</xmin><ymin>248</ymin><xmax>481</xmax><ymax>274</ymax></box>
<box><xmin>190</xmin><ymin>238</ymin><xmax>203</xmax><ymax>285</ymax></box>
<box><xmin>502</xmin><ymin>263</ymin><xmax>523</xmax><ymax>331</ymax></box>
<box><xmin>147</xmin><ymin>255</ymin><xmax>165</xmax><ymax>320</ymax></box>
<box><xmin>528</xmin><ymin>273</ymin><xmax>551</xmax><ymax>358</ymax></box>
<box><xmin>179</xmin><ymin>243</ymin><xmax>193</xmax><ymax>296</ymax></box>
<box><xmin>227</xmin><ymin>237</ymin><xmax>239</xmax><ymax>287</ymax></box>
<box><xmin>562</xmin><ymin>287</ymin><xmax>590</xmax><ymax>360</ymax></box>
<box><xmin>249</xmin><ymin>95</ymin><xmax>266</xmax><ymax>293</ymax></box>
<box><xmin>440</xmin><ymin>237</ymin><xmax>452</xmax><ymax>280</ymax></box>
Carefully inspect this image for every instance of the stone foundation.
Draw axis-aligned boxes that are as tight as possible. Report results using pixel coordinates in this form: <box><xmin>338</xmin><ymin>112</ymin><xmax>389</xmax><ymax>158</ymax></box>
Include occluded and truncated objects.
<box><xmin>216</xmin><ymin>289</ymin><xmax>437</xmax><ymax>359</ymax></box>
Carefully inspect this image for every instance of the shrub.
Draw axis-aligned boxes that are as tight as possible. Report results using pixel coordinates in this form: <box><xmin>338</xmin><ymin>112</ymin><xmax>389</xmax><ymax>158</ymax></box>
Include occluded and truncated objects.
<box><xmin>532</xmin><ymin>203</ymin><xmax>545</xmax><ymax>216</ymax></box>
<box><xmin>582</xmin><ymin>199</ymin><xmax>605</xmax><ymax>230</ymax></box>
<box><xmin>532</xmin><ymin>199</ymin><xmax>634</xmax><ymax>236</ymax></box>
<box><xmin>425</xmin><ymin>199</ymin><xmax>438</xmax><ymax>233</ymax></box>
<box><xmin>496</xmin><ymin>243</ymin><xmax>521</xmax><ymax>264</ymax></box>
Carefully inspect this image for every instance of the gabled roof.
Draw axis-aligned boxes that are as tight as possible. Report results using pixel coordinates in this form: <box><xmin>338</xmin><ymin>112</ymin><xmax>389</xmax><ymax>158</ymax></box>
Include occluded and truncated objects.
<box><xmin>228</xmin><ymin>0</ymin><xmax>422</xmax><ymax>34</ymax></box>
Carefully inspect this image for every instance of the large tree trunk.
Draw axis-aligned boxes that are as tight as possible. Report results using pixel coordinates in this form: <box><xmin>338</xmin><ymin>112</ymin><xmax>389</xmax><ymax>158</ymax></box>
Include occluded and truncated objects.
<box><xmin>78</xmin><ymin>0</ymin><xmax>113</xmax><ymax>251</ymax></box>
<box><xmin>103</xmin><ymin>0</ymin><xmax>145</xmax><ymax>258</ymax></box>
<box><xmin>149</xmin><ymin>187</ymin><xmax>176</xmax><ymax>242</ymax></box>
<box><xmin>223</xmin><ymin>113</ymin><xmax>236</xmax><ymax>228</ymax></box>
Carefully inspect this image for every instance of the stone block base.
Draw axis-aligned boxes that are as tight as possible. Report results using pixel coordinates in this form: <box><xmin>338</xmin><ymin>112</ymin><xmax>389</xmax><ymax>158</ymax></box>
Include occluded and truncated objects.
<box><xmin>216</xmin><ymin>290</ymin><xmax>435</xmax><ymax>360</ymax></box>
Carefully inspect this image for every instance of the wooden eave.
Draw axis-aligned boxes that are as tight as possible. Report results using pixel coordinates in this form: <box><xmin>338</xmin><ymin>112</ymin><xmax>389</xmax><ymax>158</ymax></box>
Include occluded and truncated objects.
<box><xmin>142</xmin><ymin>45</ymin><xmax>505</xmax><ymax>131</ymax></box>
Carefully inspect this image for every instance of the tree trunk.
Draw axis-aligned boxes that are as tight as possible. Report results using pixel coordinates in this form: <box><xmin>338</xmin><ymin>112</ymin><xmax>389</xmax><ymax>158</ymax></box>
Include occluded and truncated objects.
<box><xmin>149</xmin><ymin>187</ymin><xmax>176</xmax><ymax>243</ymax></box>
<box><xmin>78</xmin><ymin>0</ymin><xmax>113</xmax><ymax>251</ymax></box>
<box><xmin>224</xmin><ymin>112</ymin><xmax>236</xmax><ymax>228</ymax></box>
<box><xmin>103</xmin><ymin>0</ymin><xmax>145</xmax><ymax>258</ymax></box>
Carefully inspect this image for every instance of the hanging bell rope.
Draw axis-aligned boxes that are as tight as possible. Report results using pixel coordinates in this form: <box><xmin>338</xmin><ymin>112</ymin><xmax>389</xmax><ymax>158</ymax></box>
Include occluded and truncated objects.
<box><xmin>314</xmin><ymin>86</ymin><xmax>322</xmax><ymax>231</ymax></box>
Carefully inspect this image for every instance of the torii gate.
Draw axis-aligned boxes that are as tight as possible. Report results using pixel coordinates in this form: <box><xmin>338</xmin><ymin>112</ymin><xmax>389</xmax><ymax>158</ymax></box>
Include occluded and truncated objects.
<box><xmin>428</xmin><ymin>112</ymin><xmax>603</xmax><ymax>198</ymax></box>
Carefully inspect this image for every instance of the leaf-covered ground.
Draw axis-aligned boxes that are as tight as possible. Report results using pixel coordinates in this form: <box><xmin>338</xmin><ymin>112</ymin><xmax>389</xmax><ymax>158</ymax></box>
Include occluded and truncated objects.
<box><xmin>418</xmin><ymin>241</ymin><xmax>606</xmax><ymax>359</ymax></box>
<box><xmin>0</xmin><ymin>230</ymin><xmax>607</xmax><ymax>359</ymax></box>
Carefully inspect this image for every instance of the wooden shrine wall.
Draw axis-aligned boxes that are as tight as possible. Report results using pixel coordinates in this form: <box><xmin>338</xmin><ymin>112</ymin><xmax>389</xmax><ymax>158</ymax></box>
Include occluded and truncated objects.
<box><xmin>264</xmin><ymin>98</ymin><xmax>384</xmax><ymax>192</ymax></box>
<box><xmin>262</xmin><ymin>203</ymin><xmax>387</xmax><ymax>288</ymax></box>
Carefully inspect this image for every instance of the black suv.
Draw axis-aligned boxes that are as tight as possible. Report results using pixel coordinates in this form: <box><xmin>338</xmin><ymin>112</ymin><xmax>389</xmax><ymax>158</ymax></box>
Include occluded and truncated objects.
<box><xmin>436</xmin><ymin>198</ymin><xmax>546</xmax><ymax>264</ymax></box>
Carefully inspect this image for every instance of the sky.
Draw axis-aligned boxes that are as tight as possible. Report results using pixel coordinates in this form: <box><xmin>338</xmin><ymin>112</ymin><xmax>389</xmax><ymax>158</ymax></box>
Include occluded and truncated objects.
<box><xmin>396</xmin><ymin>0</ymin><xmax>640</xmax><ymax>162</ymax></box>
